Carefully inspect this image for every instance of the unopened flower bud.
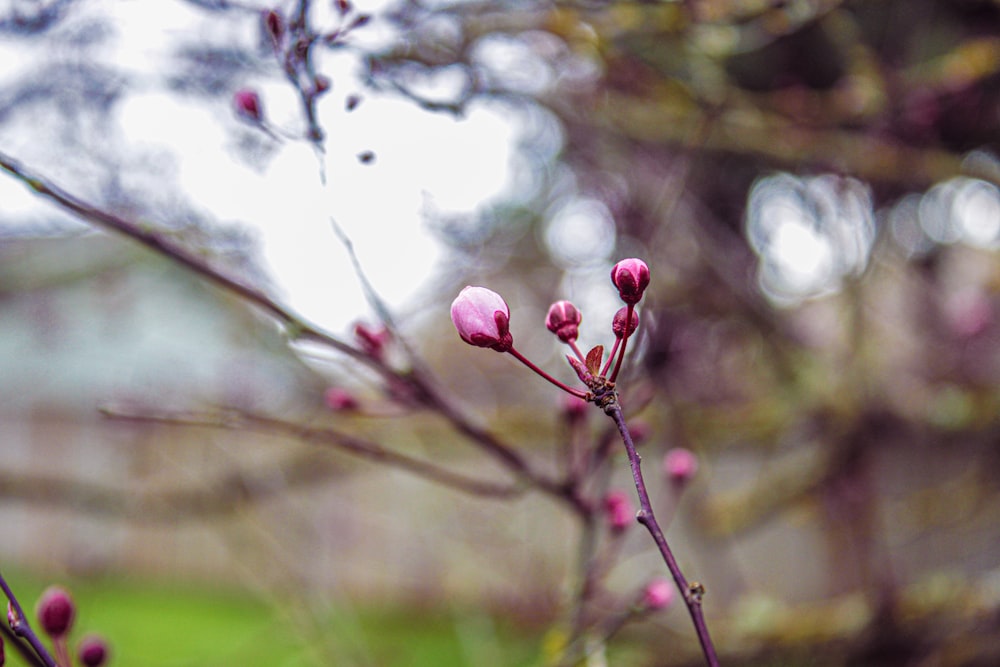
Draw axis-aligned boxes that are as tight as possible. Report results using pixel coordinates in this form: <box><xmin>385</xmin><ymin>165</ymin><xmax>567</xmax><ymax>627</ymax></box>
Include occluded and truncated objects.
<box><xmin>561</xmin><ymin>395</ymin><xmax>588</xmax><ymax>423</ymax></box>
<box><xmin>450</xmin><ymin>286</ymin><xmax>513</xmax><ymax>352</ymax></box>
<box><xmin>262</xmin><ymin>9</ymin><xmax>285</xmax><ymax>48</ymax></box>
<box><xmin>612</xmin><ymin>307</ymin><xmax>639</xmax><ymax>338</ymax></box>
<box><xmin>233</xmin><ymin>89</ymin><xmax>262</xmax><ymax>122</ymax></box>
<box><xmin>610</xmin><ymin>258</ymin><xmax>650</xmax><ymax>305</ymax></box>
<box><xmin>603</xmin><ymin>490</ymin><xmax>634</xmax><ymax>533</ymax></box>
<box><xmin>545</xmin><ymin>300</ymin><xmax>582</xmax><ymax>343</ymax></box>
<box><xmin>663</xmin><ymin>447</ymin><xmax>699</xmax><ymax>485</ymax></box>
<box><xmin>314</xmin><ymin>75</ymin><xmax>332</xmax><ymax>95</ymax></box>
<box><xmin>36</xmin><ymin>586</ymin><xmax>75</xmax><ymax>639</ymax></box>
<box><xmin>642</xmin><ymin>578</ymin><xmax>674</xmax><ymax>610</ymax></box>
<box><xmin>353</xmin><ymin>322</ymin><xmax>389</xmax><ymax>359</ymax></box>
<box><xmin>324</xmin><ymin>387</ymin><xmax>359</xmax><ymax>412</ymax></box>
<box><xmin>77</xmin><ymin>635</ymin><xmax>109</xmax><ymax>667</ymax></box>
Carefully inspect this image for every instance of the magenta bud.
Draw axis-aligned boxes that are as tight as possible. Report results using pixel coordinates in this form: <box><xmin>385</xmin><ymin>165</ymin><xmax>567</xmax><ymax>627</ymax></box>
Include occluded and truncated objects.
<box><xmin>233</xmin><ymin>89</ymin><xmax>262</xmax><ymax>122</ymax></box>
<box><xmin>7</xmin><ymin>601</ymin><xmax>19</xmax><ymax>629</ymax></box>
<box><xmin>262</xmin><ymin>9</ymin><xmax>285</xmax><ymax>47</ymax></box>
<box><xmin>663</xmin><ymin>447</ymin><xmax>699</xmax><ymax>485</ymax></box>
<box><xmin>610</xmin><ymin>258</ymin><xmax>650</xmax><ymax>305</ymax></box>
<box><xmin>561</xmin><ymin>394</ymin><xmax>588</xmax><ymax>423</ymax></box>
<box><xmin>545</xmin><ymin>300</ymin><xmax>582</xmax><ymax>343</ymax></box>
<box><xmin>324</xmin><ymin>387</ymin><xmax>359</xmax><ymax>412</ymax></box>
<box><xmin>612</xmin><ymin>306</ymin><xmax>639</xmax><ymax>338</ymax></box>
<box><xmin>353</xmin><ymin>322</ymin><xmax>389</xmax><ymax>359</ymax></box>
<box><xmin>77</xmin><ymin>635</ymin><xmax>109</xmax><ymax>667</ymax></box>
<box><xmin>345</xmin><ymin>94</ymin><xmax>362</xmax><ymax>111</ymax></box>
<box><xmin>450</xmin><ymin>286</ymin><xmax>514</xmax><ymax>353</ymax></box>
<box><xmin>36</xmin><ymin>586</ymin><xmax>75</xmax><ymax>639</ymax></box>
<box><xmin>335</xmin><ymin>0</ymin><xmax>353</xmax><ymax>16</ymax></box>
<box><xmin>642</xmin><ymin>578</ymin><xmax>674</xmax><ymax>610</ymax></box>
<box><xmin>603</xmin><ymin>490</ymin><xmax>634</xmax><ymax>533</ymax></box>
<box><xmin>314</xmin><ymin>75</ymin><xmax>332</xmax><ymax>94</ymax></box>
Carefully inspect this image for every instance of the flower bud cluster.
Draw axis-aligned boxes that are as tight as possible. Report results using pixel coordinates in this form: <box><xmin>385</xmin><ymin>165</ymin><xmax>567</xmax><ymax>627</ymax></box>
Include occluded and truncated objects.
<box><xmin>449</xmin><ymin>258</ymin><xmax>650</xmax><ymax>399</ymax></box>
<box><xmin>33</xmin><ymin>586</ymin><xmax>110</xmax><ymax>667</ymax></box>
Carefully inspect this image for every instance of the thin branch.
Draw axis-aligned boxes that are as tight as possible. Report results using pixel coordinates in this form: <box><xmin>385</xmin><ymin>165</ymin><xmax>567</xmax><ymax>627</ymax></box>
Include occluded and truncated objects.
<box><xmin>603</xmin><ymin>395</ymin><xmax>720</xmax><ymax>667</ymax></box>
<box><xmin>103</xmin><ymin>407</ymin><xmax>528</xmax><ymax>500</ymax></box>
<box><xmin>0</xmin><ymin>570</ymin><xmax>58</xmax><ymax>667</ymax></box>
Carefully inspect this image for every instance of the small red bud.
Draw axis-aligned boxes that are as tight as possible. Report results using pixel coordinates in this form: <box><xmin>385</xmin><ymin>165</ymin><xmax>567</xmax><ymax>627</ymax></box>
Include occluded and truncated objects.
<box><xmin>77</xmin><ymin>635</ymin><xmax>109</xmax><ymax>667</ymax></box>
<box><xmin>233</xmin><ymin>89</ymin><xmax>262</xmax><ymax>122</ymax></box>
<box><xmin>612</xmin><ymin>306</ymin><xmax>639</xmax><ymax>338</ymax></box>
<box><xmin>324</xmin><ymin>387</ymin><xmax>359</xmax><ymax>412</ymax></box>
<box><xmin>314</xmin><ymin>75</ymin><xmax>332</xmax><ymax>94</ymax></box>
<box><xmin>36</xmin><ymin>586</ymin><xmax>75</xmax><ymax>639</ymax></box>
<box><xmin>334</xmin><ymin>0</ymin><xmax>352</xmax><ymax>16</ymax></box>
<box><xmin>663</xmin><ymin>447</ymin><xmax>699</xmax><ymax>485</ymax></box>
<box><xmin>262</xmin><ymin>9</ymin><xmax>285</xmax><ymax>48</ymax></box>
<box><xmin>545</xmin><ymin>300</ymin><xmax>582</xmax><ymax>343</ymax></box>
<box><xmin>642</xmin><ymin>578</ymin><xmax>674</xmax><ymax>610</ymax></box>
<box><xmin>357</xmin><ymin>150</ymin><xmax>376</xmax><ymax>164</ymax></box>
<box><xmin>345</xmin><ymin>94</ymin><xmax>362</xmax><ymax>111</ymax></box>
<box><xmin>610</xmin><ymin>258</ymin><xmax>650</xmax><ymax>305</ymax></box>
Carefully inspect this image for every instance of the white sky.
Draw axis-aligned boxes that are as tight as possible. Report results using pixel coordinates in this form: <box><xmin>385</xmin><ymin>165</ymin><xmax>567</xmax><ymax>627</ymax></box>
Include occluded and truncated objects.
<box><xmin>0</xmin><ymin>0</ymin><xmax>520</xmax><ymax>333</ymax></box>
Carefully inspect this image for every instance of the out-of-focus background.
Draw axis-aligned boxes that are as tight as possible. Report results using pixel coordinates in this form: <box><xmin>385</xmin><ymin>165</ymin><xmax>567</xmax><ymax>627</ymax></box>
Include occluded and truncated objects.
<box><xmin>2</xmin><ymin>0</ymin><xmax>1000</xmax><ymax>665</ymax></box>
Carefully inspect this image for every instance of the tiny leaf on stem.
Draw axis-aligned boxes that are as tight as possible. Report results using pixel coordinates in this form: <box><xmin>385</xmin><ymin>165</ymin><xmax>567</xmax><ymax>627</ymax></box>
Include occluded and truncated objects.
<box><xmin>586</xmin><ymin>345</ymin><xmax>604</xmax><ymax>376</ymax></box>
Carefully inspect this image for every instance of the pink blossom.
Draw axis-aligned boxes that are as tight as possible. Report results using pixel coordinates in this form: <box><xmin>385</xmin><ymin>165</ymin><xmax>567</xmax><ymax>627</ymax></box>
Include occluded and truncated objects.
<box><xmin>610</xmin><ymin>258</ymin><xmax>650</xmax><ymax>305</ymax></box>
<box><xmin>643</xmin><ymin>578</ymin><xmax>674</xmax><ymax>610</ymax></box>
<box><xmin>604</xmin><ymin>489</ymin><xmax>634</xmax><ymax>533</ymax></box>
<box><xmin>663</xmin><ymin>447</ymin><xmax>699</xmax><ymax>485</ymax></box>
<box><xmin>612</xmin><ymin>306</ymin><xmax>639</xmax><ymax>338</ymax></box>
<box><xmin>233</xmin><ymin>89</ymin><xmax>262</xmax><ymax>121</ymax></box>
<box><xmin>77</xmin><ymin>635</ymin><xmax>110</xmax><ymax>667</ymax></box>
<box><xmin>36</xmin><ymin>586</ymin><xmax>75</xmax><ymax>639</ymax></box>
<box><xmin>324</xmin><ymin>387</ymin><xmax>359</xmax><ymax>412</ymax></box>
<box><xmin>546</xmin><ymin>300</ymin><xmax>582</xmax><ymax>343</ymax></box>
<box><xmin>450</xmin><ymin>286</ymin><xmax>513</xmax><ymax>352</ymax></box>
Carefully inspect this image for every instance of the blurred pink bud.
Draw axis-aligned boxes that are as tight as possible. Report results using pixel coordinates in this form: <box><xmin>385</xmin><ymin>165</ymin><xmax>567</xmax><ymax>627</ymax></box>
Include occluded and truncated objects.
<box><xmin>335</xmin><ymin>0</ymin><xmax>352</xmax><ymax>15</ymax></box>
<box><xmin>612</xmin><ymin>306</ymin><xmax>639</xmax><ymax>338</ymax></box>
<box><xmin>314</xmin><ymin>75</ymin><xmax>332</xmax><ymax>94</ymax></box>
<box><xmin>643</xmin><ymin>578</ymin><xmax>674</xmax><ymax>610</ymax></box>
<box><xmin>545</xmin><ymin>300</ymin><xmax>582</xmax><ymax>343</ymax></box>
<box><xmin>357</xmin><ymin>150</ymin><xmax>376</xmax><ymax>164</ymax></box>
<box><xmin>262</xmin><ymin>9</ymin><xmax>285</xmax><ymax>47</ymax></box>
<box><xmin>354</xmin><ymin>322</ymin><xmax>389</xmax><ymax>359</ymax></box>
<box><xmin>324</xmin><ymin>387</ymin><xmax>359</xmax><ymax>411</ymax></box>
<box><xmin>946</xmin><ymin>288</ymin><xmax>992</xmax><ymax>338</ymax></box>
<box><xmin>611</xmin><ymin>258</ymin><xmax>650</xmax><ymax>305</ymax></box>
<box><xmin>36</xmin><ymin>586</ymin><xmax>75</xmax><ymax>639</ymax></box>
<box><xmin>628</xmin><ymin>419</ymin><xmax>650</xmax><ymax>445</ymax></box>
<box><xmin>77</xmin><ymin>635</ymin><xmax>109</xmax><ymax>667</ymax></box>
<box><xmin>233</xmin><ymin>89</ymin><xmax>262</xmax><ymax>121</ymax></box>
<box><xmin>663</xmin><ymin>447</ymin><xmax>699</xmax><ymax>485</ymax></box>
<box><xmin>345</xmin><ymin>94</ymin><xmax>362</xmax><ymax>111</ymax></box>
<box><xmin>603</xmin><ymin>490</ymin><xmax>634</xmax><ymax>533</ymax></box>
<box><xmin>450</xmin><ymin>286</ymin><xmax>513</xmax><ymax>352</ymax></box>
<box><xmin>561</xmin><ymin>394</ymin><xmax>588</xmax><ymax>423</ymax></box>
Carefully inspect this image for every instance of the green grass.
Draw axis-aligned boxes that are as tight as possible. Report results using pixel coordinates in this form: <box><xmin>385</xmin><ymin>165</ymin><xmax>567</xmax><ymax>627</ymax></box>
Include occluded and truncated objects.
<box><xmin>0</xmin><ymin>572</ymin><xmax>544</xmax><ymax>666</ymax></box>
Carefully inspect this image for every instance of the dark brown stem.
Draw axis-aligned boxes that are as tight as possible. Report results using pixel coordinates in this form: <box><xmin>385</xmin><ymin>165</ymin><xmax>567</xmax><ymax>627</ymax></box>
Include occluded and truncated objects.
<box><xmin>604</xmin><ymin>399</ymin><xmax>720</xmax><ymax>667</ymax></box>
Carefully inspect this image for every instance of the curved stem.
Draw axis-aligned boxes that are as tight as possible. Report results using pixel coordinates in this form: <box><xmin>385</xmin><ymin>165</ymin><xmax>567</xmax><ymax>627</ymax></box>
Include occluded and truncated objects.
<box><xmin>507</xmin><ymin>347</ymin><xmax>590</xmax><ymax>400</ymax></box>
<box><xmin>604</xmin><ymin>400</ymin><xmax>720</xmax><ymax>667</ymax></box>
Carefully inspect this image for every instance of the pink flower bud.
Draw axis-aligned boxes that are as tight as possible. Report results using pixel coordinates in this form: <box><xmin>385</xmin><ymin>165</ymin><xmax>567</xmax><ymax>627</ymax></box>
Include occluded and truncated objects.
<box><xmin>77</xmin><ymin>635</ymin><xmax>109</xmax><ymax>667</ymax></box>
<box><xmin>353</xmin><ymin>322</ymin><xmax>389</xmax><ymax>359</ymax></box>
<box><xmin>603</xmin><ymin>490</ymin><xmax>634</xmax><ymax>533</ymax></box>
<box><xmin>36</xmin><ymin>586</ymin><xmax>75</xmax><ymax>639</ymax></box>
<box><xmin>561</xmin><ymin>394</ymin><xmax>588</xmax><ymax>423</ymax></box>
<box><xmin>450</xmin><ymin>286</ymin><xmax>513</xmax><ymax>352</ymax></box>
<box><xmin>314</xmin><ymin>75</ymin><xmax>332</xmax><ymax>95</ymax></box>
<box><xmin>642</xmin><ymin>578</ymin><xmax>674</xmax><ymax>610</ymax></box>
<box><xmin>262</xmin><ymin>9</ymin><xmax>285</xmax><ymax>48</ymax></box>
<box><xmin>233</xmin><ymin>89</ymin><xmax>262</xmax><ymax>122</ymax></box>
<box><xmin>610</xmin><ymin>258</ymin><xmax>650</xmax><ymax>305</ymax></box>
<box><xmin>345</xmin><ymin>94</ymin><xmax>362</xmax><ymax>111</ymax></box>
<box><xmin>324</xmin><ymin>387</ymin><xmax>359</xmax><ymax>412</ymax></box>
<box><xmin>545</xmin><ymin>300</ymin><xmax>582</xmax><ymax>343</ymax></box>
<box><xmin>612</xmin><ymin>306</ymin><xmax>639</xmax><ymax>338</ymax></box>
<box><xmin>663</xmin><ymin>447</ymin><xmax>699</xmax><ymax>485</ymax></box>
